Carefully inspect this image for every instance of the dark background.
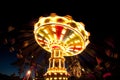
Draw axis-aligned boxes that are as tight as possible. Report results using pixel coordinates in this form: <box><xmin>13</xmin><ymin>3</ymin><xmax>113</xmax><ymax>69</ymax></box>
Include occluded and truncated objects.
<box><xmin>0</xmin><ymin>0</ymin><xmax>119</xmax><ymax>78</ymax></box>
<box><xmin>0</xmin><ymin>0</ymin><xmax>119</xmax><ymax>40</ymax></box>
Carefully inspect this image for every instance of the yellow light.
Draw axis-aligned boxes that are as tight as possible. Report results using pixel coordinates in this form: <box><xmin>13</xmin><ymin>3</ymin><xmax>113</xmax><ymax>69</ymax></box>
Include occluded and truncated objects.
<box><xmin>69</xmin><ymin>34</ymin><xmax>75</xmax><ymax>38</ymax></box>
<box><xmin>27</xmin><ymin>70</ymin><xmax>31</xmax><ymax>75</ymax></box>
<box><xmin>54</xmin><ymin>77</ymin><xmax>57</xmax><ymax>80</ymax></box>
<box><xmin>61</xmin><ymin>29</ymin><xmax>66</xmax><ymax>34</ymax></box>
<box><xmin>74</xmin><ymin>40</ymin><xmax>80</xmax><ymax>43</ymax></box>
<box><xmin>48</xmin><ymin>35</ymin><xmax>52</xmax><ymax>40</ymax></box>
<box><xmin>60</xmin><ymin>73</ymin><xmax>63</xmax><ymax>75</ymax></box>
<box><xmin>44</xmin><ymin>29</ymin><xmax>49</xmax><ymax>34</ymax></box>
<box><xmin>60</xmin><ymin>35</ymin><xmax>64</xmax><ymax>41</ymax></box>
<box><xmin>59</xmin><ymin>77</ymin><xmax>62</xmax><ymax>79</ymax></box>
<box><xmin>48</xmin><ymin>72</ymin><xmax>51</xmax><ymax>75</ymax></box>
<box><xmin>52</xmin><ymin>27</ymin><xmax>56</xmax><ymax>32</ymax></box>
<box><xmin>34</xmin><ymin>13</ymin><xmax>90</xmax><ymax>80</ymax></box>
<box><xmin>39</xmin><ymin>32</ymin><xmax>44</xmax><ymax>37</ymax></box>
<box><xmin>46</xmin><ymin>78</ymin><xmax>49</xmax><ymax>80</ymax></box>
<box><xmin>63</xmin><ymin>77</ymin><xmax>65</xmax><ymax>80</ymax></box>
<box><xmin>76</xmin><ymin>46</ymin><xmax>81</xmax><ymax>48</ymax></box>
<box><xmin>54</xmin><ymin>34</ymin><xmax>57</xmax><ymax>40</ymax></box>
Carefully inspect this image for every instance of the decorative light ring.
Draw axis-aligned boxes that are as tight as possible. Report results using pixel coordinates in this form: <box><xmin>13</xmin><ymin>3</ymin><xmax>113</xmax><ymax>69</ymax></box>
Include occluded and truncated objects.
<box><xmin>34</xmin><ymin>13</ymin><xmax>90</xmax><ymax>56</ymax></box>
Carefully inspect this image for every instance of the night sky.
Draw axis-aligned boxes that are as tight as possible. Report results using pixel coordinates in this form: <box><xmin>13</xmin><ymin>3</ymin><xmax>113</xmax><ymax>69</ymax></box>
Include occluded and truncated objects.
<box><xmin>0</xmin><ymin>0</ymin><xmax>119</xmax><ymax>77</ymax></box>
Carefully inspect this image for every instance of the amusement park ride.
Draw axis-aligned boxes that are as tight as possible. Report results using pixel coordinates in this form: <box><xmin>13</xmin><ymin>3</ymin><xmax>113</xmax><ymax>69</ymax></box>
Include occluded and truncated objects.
<box><xmin>33</xmin><ymin>13</ymin><xmax>90</xmax><ymax>80</ymax></box>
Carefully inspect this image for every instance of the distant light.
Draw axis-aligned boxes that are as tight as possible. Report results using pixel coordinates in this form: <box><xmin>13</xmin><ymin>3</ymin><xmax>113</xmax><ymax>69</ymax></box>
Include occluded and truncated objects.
<box><xmin>27</xmin><ymin>70</ymin><xmax>31</xmax><ymax>75</ymax></box>
<box><xmin>31</xmin><ymin>55</ymin><xmax>34</xmax><ymax>58</ymax></box>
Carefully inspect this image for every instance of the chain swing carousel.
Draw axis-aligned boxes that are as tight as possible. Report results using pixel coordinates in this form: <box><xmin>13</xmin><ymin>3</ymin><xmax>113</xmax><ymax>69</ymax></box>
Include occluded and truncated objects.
<box><xmin>34</xmin><ymin>13</ymin><xmax>90</xmax><ymax>80</ymax></box>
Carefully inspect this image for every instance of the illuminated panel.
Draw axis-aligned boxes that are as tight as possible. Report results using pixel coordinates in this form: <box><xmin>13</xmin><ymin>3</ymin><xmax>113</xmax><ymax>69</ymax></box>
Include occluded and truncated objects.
<box><xmin>55</xmin><ymin>25</ymin><xmax>63</xmax><ymax>40</ymax></box>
